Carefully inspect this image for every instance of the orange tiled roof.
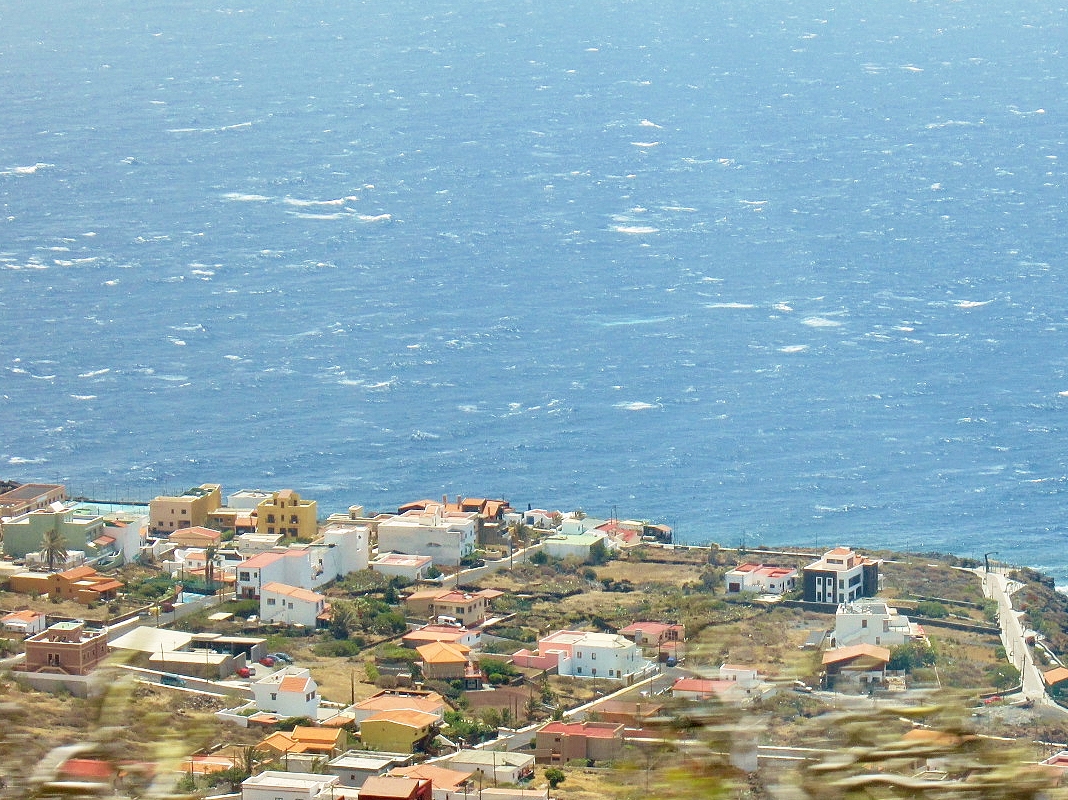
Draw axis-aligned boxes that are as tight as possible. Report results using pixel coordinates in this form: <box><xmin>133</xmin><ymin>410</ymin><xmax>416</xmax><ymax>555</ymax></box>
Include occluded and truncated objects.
<box><xmin>822</xmin><ymin>643</ymin><xmax>891</xmax><ymax>665</ymax></box>
<box><xmin>279</xmin><ymin>675</ymin><xmax>313</xmax><ymax>693</ymax></box>
<box><xmin>392</xmin><ymin>763</ymin><xmax>471</xmax><ymax>789</ymax></box>
<box><xmin>1044</xmin><ymin>667</ymin><xmax>1068</xmax><ymax>686</ymax></box>
<box><xmin>364</xmin><ymin>709</ymin><xmax>439</xmax><ymax>729</ymax></box>
<box><xmin>416</xmin><ymin>642</ymin><xmax>470</xmax><ymax>664</ymax></box>
<box><xmin>291</xmin><ymin>726</ymin><xmax>343</xmax><ymax>745</ymax></box>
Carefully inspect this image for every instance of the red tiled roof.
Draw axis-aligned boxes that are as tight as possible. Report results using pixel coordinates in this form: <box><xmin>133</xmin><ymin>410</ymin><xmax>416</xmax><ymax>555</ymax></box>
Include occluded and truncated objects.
<box><xmin>538</xmin><ymin>721</ymin><xmax>623</xmax><ymax>739</ymax></box>
<box><xmin>672</xmin><ymin>678</ymin><xmax>736</xmax><ymax>696</ymax></box>
<box><xmin>58</xmin><ymin>759</ymin><xmax>114</xmax><ymax>780</ymax></box>
<box><xmin>2</xmin><ymin>609</ymin><xmax>43</xmax><ymax>623</ymax></box>
<box><xmin>241</xmin><ymin>551</ymin><xmax>284</xmax><ymax>568</ymax></box>
<box><xmin>361</xmin><ymin>775</ymin><xmax>427</xmax><ymax>800</ymax></box>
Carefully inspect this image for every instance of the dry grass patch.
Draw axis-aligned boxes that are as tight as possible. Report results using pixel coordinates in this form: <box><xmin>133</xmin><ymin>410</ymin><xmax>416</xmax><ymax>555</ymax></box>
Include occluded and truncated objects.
<box><xmin>594</xmin><ymin>560</ymin><xmax>705</xmax><ymax>586</ymax></box>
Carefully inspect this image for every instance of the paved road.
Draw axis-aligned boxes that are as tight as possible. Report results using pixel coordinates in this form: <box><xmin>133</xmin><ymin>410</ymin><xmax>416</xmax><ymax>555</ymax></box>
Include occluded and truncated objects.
<box><xmin>976</xmin><ymin>567</ymin><xmax>1058</xmax><ymax>709</ymax></box>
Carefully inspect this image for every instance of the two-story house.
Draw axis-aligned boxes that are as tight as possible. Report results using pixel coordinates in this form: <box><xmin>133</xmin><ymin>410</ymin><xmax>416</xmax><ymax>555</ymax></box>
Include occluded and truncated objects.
<box><xmin>802</xmin><ymin>546</ymin><xmax>880</xmax><ymax>604</ymax></box>
<box><xmin>376</xmin><ymin>506</ymin><xmax>477</xmax><ymax>567</ymax></box>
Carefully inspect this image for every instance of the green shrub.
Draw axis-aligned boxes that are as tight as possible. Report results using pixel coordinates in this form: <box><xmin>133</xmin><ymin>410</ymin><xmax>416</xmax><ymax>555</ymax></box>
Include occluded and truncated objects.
<box><xmin>313</xmin><ymin>639</ymin><xmax>364</xmax><ymax>657</ymax></box>
<box><xmin>915</xmin><ymin>601</ymin><xmax>949</xmax><ymax>619</ymax></box>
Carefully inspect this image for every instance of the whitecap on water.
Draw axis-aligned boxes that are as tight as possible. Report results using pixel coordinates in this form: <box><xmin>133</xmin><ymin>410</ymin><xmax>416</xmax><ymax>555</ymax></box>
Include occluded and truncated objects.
<box><xmin>70</xmin><ymin>394</ymin><xmax>97</xmax><ymax>400</ymax></box>
<box><xmin>612</xmin><ymin>225</ymin><xmax>659</xmax><ymax>234</ymax></box>
<box><xmin>706</xmin><ymin>302</ymin><xmax>756</xmax><ymax>309</ymax></box>
<box><xmin>614</xmin><ymin>401</ymin><xmax>662</xmax><ymax>411</ymax></box>
<box><xmin>223</xmin><ymin>192</ymin><xmax>271</xmax><ymax>202</ymax></box>
<box><xmin>779</xmin><ymin>344</ymin><xmax>809</xmax><ymax>353</ymax></box>
<box><xmin>955</xmin><ymin>299</ymin><xmax>992</xmax><ymax>309</ymax></box>
<box><xmin>801</xmin><ymin>317</ymin><xmax>844</xmax><ymax>328</ymax></box>
<box><xmin>0</xmin><ymin>162</ymin><xmax>53</xmax><ymax>176</ymax></box>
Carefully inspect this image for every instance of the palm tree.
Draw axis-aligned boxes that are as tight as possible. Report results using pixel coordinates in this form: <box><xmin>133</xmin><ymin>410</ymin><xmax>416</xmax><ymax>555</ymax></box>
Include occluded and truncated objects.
<box><xmin>329</xmin><ymin>600</ymin><xmax>358</xmax><ymax>640</ymax></box>
<box><xmin>203</xmin><ymin>544</ymin><xmax>217</xmax><ymax>593</ymax></box>
<box><xmin>41</xmin><ymin>529</ymin><xmax>68</xmax><ymax>571</ymax></box>
<box><xmin>509</xmin><ymin>518</ymin><xmax>531</xmax><ymax>548</ymax></box>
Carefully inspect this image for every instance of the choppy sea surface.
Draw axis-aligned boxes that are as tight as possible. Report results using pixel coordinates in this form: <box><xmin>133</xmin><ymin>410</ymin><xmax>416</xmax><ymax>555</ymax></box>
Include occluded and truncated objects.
<box><xmin>2</xmin><ymin>1</ymin><xmax>1068</xmax><ymax>580</ymax></box>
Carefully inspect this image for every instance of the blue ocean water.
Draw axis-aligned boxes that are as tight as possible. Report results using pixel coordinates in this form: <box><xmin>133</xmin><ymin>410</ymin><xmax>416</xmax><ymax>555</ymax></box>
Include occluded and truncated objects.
<box><xmin>2</xmin><ymin>1</ymin><xmax>1068</xmax><ymax>579</ymax></box>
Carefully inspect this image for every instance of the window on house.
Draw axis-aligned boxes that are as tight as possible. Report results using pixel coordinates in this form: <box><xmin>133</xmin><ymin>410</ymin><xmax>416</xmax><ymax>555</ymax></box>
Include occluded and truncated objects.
<box><xmin>861</xmin><ymin>619</ymin><xmax>867</xmax><ymax>628</ymax></box>
<box><xmin>591</xmin><ymin>652</ymin><xmax>596</xmax><ymax>660</ymax></box>
<box><xmin>267</xmin><ymin>527</ymin><xmax>274</xmax><ymax>534</ymax></box>
<box><xmin>290</xmin><ymin>515</ymin><xmax>298</xmax><ymax>524</ymax></box>
<box><xmin>240</xmin><ymin>572</ymin><xmax>250</xmax><ymax>581</ymax></box>
<box><xmin>181</xmin><ymin>509</ymin><xmax>187</xmax><ymax>515</ymax></box>
<box><xmin>267</xmin><ymin>514</ymin><xmax>275</xmax><ymax>523</ymax></box>
<box><xmin>592</xmin><ymin>669</ymin><xmax>597</xmax><ymax>676</ymax></box>
<box><xmin>271</xmin><ymin>692</ymin><xmax>277</xmax><ymax>701</ymax></box>
<box><xmin>267</xmin><ymin>598</ymin><xmax>276</xmax><ymax>606</ymax></box>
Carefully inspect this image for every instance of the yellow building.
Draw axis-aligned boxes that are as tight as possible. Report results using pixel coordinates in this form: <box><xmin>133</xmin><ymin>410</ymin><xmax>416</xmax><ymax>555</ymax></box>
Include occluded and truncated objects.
<box><xmin>359</xmin><ymin>709</ymin><xmax>439</xmax><ymax>754</ymax></box>
<box><xmin>255</xmin><ymin>489</ymin><xmax>318</xmax><ymax>540</ymax></box>
<box><xmin>149</xmin><ymin>484</ymin><xmax>222</xmax><ymax>534</ymax></box>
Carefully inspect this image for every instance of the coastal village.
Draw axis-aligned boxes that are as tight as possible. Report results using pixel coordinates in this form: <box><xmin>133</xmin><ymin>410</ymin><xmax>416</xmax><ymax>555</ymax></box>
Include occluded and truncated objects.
<box><xmin>4</xmin><ymin>480</ymin><xmax>1068</xmax><ymax>799</ymax></box>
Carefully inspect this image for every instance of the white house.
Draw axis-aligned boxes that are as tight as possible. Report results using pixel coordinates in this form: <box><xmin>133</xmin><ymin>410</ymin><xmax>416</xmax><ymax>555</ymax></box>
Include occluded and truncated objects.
<box><xmin>371</xmin><ymin>552</ymin><xmax>434</xmax><ymax>581</ymax></box>
<box><xmin>228</xmin><ymin>489</ymin><xmax>275</xmax><ymax>510</ymax></box>
<box><xmin>445</xmin><ymin>750</ymin><xmax>535</xmax><ymax>785</ymax></box>
<box><xmin>235</xmin><ymin>525</ymin><xmax>368</xmax><ymax>599</ymax></box>
<box><xmin>565</xmin><ymin>632</ymin><xmax>647</xmax><ymax>680</ymax></box>
<box><xmin>241</xmin><ymin>771</ymin><xmax>339</xmax><ymax>800</ymax></box>
<box><xmin>376</xmin><ymin>506</ymin><xmax>477</xmax><ymax>567</ymax></box>
<box><xmin>1</xmin><ymin>609</ymin><xmax>47</xmax><ymax>636</ymax></box>
<box><xmin>723</xmin><ymin>563</ymin><xmax>797</xmax><ymax>595</ymax></box>
<box><xmin>718</xmin><ymin>664</ymin><xmax>761</xmax><ymax>690</ymax></box>
<box><xmin>237</xmin><ymin>551</ymin><xmax>301</xmax><ymax>599</ymax></box>
<box><xmin>558</xmin><ymin>514</ymin><xmax>607</xmax><ymax>536</ymax></box>
<box><xmin>513</xmin><ymin>630</ymin><xmax>650</xmax><ymax>681</ymax></box>
<box><xmin>236</xmin><ymin>532</ymin><xmax>284</xmax><ymax>555</ymax></box>
<box><xmin>260</xmin><ymin>582</ymin><xmax>327</xmax><ymax>628</ymax></box>
<box><xmin>541</xmin><ymin>532</ymin><xmax>610</xmax><ymax>561</ymax></box>
<box><xmin>833</xmin><ymin>600</ymin><xmax>924</xmax><ymax>649</ymax></box>
<box><xmin>252</xmin><ymin>667</ymin><xmax>319</xmax><ymax>719</ymax></box>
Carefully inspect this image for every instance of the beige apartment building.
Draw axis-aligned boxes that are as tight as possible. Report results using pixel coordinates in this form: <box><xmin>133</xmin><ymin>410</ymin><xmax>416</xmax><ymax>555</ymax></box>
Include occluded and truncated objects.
<box><xmin>149</xmin><ymin>484</ymin><xmax>222</xmax><ymax>534</ymax></box>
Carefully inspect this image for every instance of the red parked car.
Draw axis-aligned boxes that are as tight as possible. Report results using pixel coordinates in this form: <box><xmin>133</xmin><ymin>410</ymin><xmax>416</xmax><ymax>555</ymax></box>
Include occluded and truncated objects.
<box><xmin>259</xmin><ymin>656</ymin><xmax>275</xmax><ymax>667</ymax></box>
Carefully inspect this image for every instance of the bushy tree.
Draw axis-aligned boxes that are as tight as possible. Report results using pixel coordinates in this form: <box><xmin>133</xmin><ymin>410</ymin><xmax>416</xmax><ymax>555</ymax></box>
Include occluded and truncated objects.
<box><xmin>545</xmin><ymin>767</ymin><xmax>566</xmax><ymax>789</ymax></box>
<box><xmin>987</xmin><ymin>663</ymin><xmax>1021</xmax><ymax>690</ymax></box>
<box><xmin>888</xmin><ymin>641</ymin><xmax>936</xmax><ymax>672</ymax></box>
